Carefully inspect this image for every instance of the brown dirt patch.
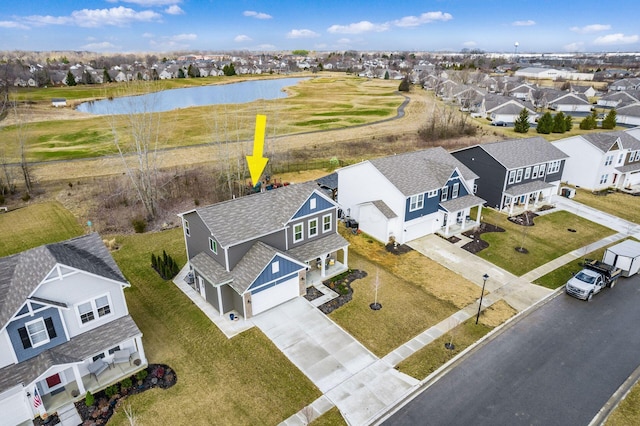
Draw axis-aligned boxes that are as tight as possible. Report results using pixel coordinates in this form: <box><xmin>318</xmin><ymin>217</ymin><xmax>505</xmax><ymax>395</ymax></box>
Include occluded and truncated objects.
<box><xmin>480</xmin><ymin>300</ymin><xmax>518</xmax><ymax>327</ymax></box>
<box><xmin>508</xmin><ymin>210</ymin><xmax>538</xmax><ymax>226</ymax></box>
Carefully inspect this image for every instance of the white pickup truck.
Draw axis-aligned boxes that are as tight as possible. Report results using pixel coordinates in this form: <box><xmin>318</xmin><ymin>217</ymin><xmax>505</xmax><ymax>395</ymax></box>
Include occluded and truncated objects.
<box><xmin>565</xmin><ymin>259</ymin><xmax>622</xmax><ymax>301</ymax></box>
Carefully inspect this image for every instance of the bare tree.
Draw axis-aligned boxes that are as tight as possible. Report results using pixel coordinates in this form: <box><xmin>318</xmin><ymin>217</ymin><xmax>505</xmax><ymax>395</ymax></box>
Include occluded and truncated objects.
<box><xmin>123</xmin><ymin>403</ymin><xmax>138</xmax><ymax>426</ymax></box>
<box><xmin>10</xmin><ymin>97</ymin><xmax>33</xmax><ymax>194</ymax></box>
<box><xmin>108</xmin><ymin>81</ymin><xmax>163</xmax><ymax>220</ymax></box>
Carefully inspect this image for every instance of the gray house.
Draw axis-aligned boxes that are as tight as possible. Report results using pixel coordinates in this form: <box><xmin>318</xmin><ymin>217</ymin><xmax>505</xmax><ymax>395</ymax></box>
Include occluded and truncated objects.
<box><xmin>0</xmin><ymin>233</ymin><xmax>146</xmax><ymax>424</ymax></box>
<box><xmin>452</xmin><ymin>137</ymin><xmax>568</xmax><ymax>214</ymax></box>
<box><xmin>178</xmin><ymin>181</ymin><xmax>349</xmax><ymax>319</ymax></box>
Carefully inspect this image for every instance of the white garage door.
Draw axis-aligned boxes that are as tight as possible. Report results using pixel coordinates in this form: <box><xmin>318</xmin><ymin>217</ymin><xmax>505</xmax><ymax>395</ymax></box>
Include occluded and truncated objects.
<box><xmin>251</xmin><ymin>276</ymin><xmax>299</xmax><ymax>315</ymax></box>
<box><xmin>0</xmin><ymin>391</ymin><xmax>31</xmax><ymax>426</ymax></box>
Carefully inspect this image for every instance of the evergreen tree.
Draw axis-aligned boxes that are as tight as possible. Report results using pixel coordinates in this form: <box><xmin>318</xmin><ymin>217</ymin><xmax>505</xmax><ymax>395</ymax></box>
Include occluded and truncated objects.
<box><xmin>222</xmin><ymin>63</ymin><xmax>236</xmax><ymax>76</ymax></box>
<box><xmin>103</xmin><ymin>68</ymin><xmax>112</xmax><ymax>83</ymax></box>
<box><xmin>579</xmin><ymin>111</ymin><xmax>597</xmax><ymax>130</ymax></box>
<box><xmin>552</xmin><ymin>112</ymin><xmax>567</xmax><ymax>133</ymax></box>
<box><xmin>536</xmin><ymin>112</ymin><xmax>553</xmax><ymax>134</ymax></box>
<box><xmin>65</xmin><ymin>70</ymin><xmax>77</xmax><ymax>86</ymax></box>
<box><xmin>384</xmin><ymin>70</ymin><xmax>389</xmax><ymax>80</ymax></box>
<box><xmin>514</xmin><ymin>108</ymin><xmax>530</xmax><ymax>133</ymax></box>
<box><xmin>564</xmin><ymin>114</ymin><xmax>573</xmax><ymax>132</ymax></box>
<box><xmin>178</xmin><ymin>68</ymin><xmax>185</xmax><ymax>78</ymax></box>
<box><xmin>602</xmin><ymin>109</ymin><xmax>617</xmax><ymax>129</ymax></box>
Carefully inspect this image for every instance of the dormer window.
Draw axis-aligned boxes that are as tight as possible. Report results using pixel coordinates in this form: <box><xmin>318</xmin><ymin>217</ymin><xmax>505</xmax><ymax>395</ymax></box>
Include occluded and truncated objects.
<box><xmin>25</xmin><ymin>318</ymin><xmax>49</xmax><ymax>348</ymax></box>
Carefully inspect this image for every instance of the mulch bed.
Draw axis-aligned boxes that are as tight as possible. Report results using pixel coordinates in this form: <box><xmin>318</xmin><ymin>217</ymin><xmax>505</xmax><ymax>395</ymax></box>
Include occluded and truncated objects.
<box><xmin>304</xmin><ymin>285</ymin><xmax>323</xmax><ymax>302</ymax></box>
<box><xmin>73</xmin><ymin>364</ymin><xmax>176</xmax><ymax>426</ymax></box>
<box><xmin>317</xmin><ymin>269</ymin><xmax>367</xmax><ymax>314</ymax></box>
<box><xmin>385</xmin><ymin>242</ymin><xmax>414</xmax><ymax>254</ymax></box>
<box><xmin>507</xmin><ymin>211</ymin><xmax>538</xmax><ymax>226</ymax></box>
<box><xmin>437</xmin><ymin>234</ymin><xmax>461</xmax><ymax>244</ymax></box>
<box><xmin>536</xmin><ymin>204</ymin><xmax>555</xmax><ymax>212</ymax></box>
<box><xmin>461</xmin><ymin>222</ymin><xmax>506</xmax><ymax>254</ymax></box>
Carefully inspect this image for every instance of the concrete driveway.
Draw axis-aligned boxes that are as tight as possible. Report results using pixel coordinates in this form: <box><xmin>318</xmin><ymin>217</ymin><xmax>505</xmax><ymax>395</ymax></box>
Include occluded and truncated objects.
<box><xmin>253</xmin><ymin>297</ymin><xmax>418</xmax><ymax>425</ymax></box>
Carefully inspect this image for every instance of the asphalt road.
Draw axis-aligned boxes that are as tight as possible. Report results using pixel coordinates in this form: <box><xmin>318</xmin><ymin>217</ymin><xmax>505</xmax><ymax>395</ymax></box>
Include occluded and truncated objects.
<box><xmin>384</xmin><ymin>274</ymin><xmax>640</xmax><ymax>426</ymax></box>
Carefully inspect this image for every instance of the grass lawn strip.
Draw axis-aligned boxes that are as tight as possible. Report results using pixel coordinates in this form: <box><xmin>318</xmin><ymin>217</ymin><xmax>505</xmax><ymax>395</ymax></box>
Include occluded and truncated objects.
<box><xmin>311</xmin><ymin>406</ymin><xmax>348</xmax><ymax>426</ymax></box>
<box><xmin>106</xmin><ymin>229</ymin><xmax>320</xmax><ymax>425</ymax></box>
<box><xmin>0</xmin><ymin>201</ymin><xmax>83</xmax><ymax>256</ymax></box>
<box><xmin>397</xmin><ymin>300</ymin><xmax>517</xmax><ymax>380</ymax></box>
<box><xmin>476</xmin><ymin>209</ymin><xmax>615</xmax><ymax>276</ymax></box>
<box><xmin>572</xmin><ymin>188</ymin><xmax>640</xmax><ymax>225</ymax></box>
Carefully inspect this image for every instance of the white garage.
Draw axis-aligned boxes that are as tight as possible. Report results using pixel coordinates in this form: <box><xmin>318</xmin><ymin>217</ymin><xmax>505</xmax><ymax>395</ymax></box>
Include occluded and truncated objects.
<box><xmin>250</xmin><ymin>275</ymin><xmax>300</xmax><ymax>315</ymax></box>
<box><xmin>0</xmin><ymin>386</ymin><xmax>32</xmax><ymax>426</ymax></box>
<box><xmin>402</xmin><ymin>214</ymin><xmax>438</xmax><ymax>244</ymax></box>
<box><xmin>358</xmin><ymin>201</ymin><xmax>397</xmax><ymax>244</ymax></box>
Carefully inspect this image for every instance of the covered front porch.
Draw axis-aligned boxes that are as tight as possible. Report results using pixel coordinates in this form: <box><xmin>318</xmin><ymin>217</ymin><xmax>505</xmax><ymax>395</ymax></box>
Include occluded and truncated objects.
<box><xmin>437</xmin><ymin>195</ymin><xmax>486</xmax><ymax>237</ymax></box>
<box><xmin>288</xmin><ymin>233</ymin><xmax>350</xmax><ymax>286</ymax></box>
<box><xmin>501</xmin><ymin>181</ymin><xmax>555</xmax><ymax>216</ymax></box>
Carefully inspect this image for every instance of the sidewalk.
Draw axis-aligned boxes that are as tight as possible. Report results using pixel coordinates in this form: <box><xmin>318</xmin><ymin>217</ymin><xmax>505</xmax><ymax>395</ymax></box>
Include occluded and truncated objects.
<box><xmin>282</xmin><ymin>197</ymin><xmax>640</xmax><ymax>425</ymax></box>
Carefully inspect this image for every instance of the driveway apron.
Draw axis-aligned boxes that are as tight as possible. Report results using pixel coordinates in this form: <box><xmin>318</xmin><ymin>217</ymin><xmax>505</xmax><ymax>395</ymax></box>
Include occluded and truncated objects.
<box><xmin>253</xmin><ymin>297</ymin><xmax>418</xmax><ymax>425</ymax></box>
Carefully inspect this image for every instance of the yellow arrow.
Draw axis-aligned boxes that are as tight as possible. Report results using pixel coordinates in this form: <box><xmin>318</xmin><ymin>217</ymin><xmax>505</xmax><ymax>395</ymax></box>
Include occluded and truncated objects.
<box><xmin>246</xmin><ymin>114</ymin><xmax>269</xmax><ymax>186</ymax></box>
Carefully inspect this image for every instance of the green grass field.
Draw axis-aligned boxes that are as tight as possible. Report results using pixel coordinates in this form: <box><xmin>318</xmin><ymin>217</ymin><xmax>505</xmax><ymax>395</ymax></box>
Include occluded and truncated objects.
<box><xmin>0</xmin><ymin>202</ymin><xmax>84</xmax><ymax>256</ymax></box>
<box><xmin>477</xmin><ymin>209</ymin><xmax>615</xmax><ymax>276</ymax></box>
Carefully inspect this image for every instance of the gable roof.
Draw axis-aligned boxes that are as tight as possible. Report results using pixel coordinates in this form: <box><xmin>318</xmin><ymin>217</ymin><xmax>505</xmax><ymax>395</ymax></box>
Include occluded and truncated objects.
<box><xmin>0</xmin><ymin>233</ymin><xmax>127</xmax><ymax>330</ymax></box>
<box><xmin>368</xmin><ymin>147</ymin><xmax>478</xmax><ymax>197</ymax></box>
<box><xmin>580</xmin><ymin>131</ymin><xmax>640</xmax><ymax>153</ymax></box>
<box><xmin>618</xmin><ymin>102</ymin><xmax>640</xmax><ymax>119</ymax></box>
<box><xmin>548</xmin><ymin>92</ymin><xmax>590</xmax><ymax>104</ymax></box>
<box><xmin>476</xmin><ymin>137</ymin><xmax>569</xmax><ymax>169</ymax></box>
<box><xmin>192</xmin><ymin>181</ymin><xmax>331</xmax><ymax>247</ymax></box>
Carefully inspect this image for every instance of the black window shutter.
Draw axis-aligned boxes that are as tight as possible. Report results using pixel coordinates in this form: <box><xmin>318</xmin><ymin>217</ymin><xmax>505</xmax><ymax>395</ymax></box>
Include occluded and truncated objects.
<box><xmin>44</xmin><ymin>317</ymin><xmax>57</xmax><ymax>339</ymax></box>
<box><xmin>18</xmin><ymin>327</ymin><xmax>32</xmax><ymax>349</ymax></box>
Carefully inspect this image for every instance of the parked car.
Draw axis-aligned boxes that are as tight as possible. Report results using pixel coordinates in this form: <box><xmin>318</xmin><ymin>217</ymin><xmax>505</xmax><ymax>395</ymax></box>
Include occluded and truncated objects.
<box><xmin>491</xmin><ymin>121</ymin><xmax>508</xmax><ymax>126</ymax></box>
<box><xmin>565</xmin><ymin>259</ymin><xmax>622</xmax><ymax>301</ymax></box>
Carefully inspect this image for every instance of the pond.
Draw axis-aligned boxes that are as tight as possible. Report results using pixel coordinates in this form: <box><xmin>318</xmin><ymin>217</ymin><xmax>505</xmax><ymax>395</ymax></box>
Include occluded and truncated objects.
<box><xmin>76</xmin><ymin>77</ymin><xmax>308</xmax><ymax>115</ymax></box>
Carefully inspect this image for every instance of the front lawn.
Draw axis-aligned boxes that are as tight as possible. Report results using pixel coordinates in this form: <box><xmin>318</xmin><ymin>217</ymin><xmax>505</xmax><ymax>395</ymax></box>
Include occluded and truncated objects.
<box><xmin>106</xmin><ymin>229</ymin><xmax>320</xmax><ymax>425</ymax></box>
<box><xmin>0</xmin><ymin>201</ymin><xmax>83</xmax><ymax>256</ymax></box>
<box><xmin>573</xmin><ymin>188</ymin><xmax>640</xmax><ymax>225</ymax></box>
<box><xmin>329</xmin><ymin>227</ymin><xmax>482</xmax><ymax>357</ymax></box>
<box><xmin>475</xmin><ymin>209</ymin><xmax>615</xmax><ymax>276</ymax></box>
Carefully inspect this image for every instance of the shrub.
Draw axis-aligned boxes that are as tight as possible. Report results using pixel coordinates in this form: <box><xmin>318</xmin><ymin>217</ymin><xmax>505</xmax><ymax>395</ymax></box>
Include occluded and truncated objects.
<box><xmin>602</xmin><ymin>109</ymin><xmax>617</xmax><ymax>129</ymax></box>
<box><xmin>151</xmin><ymin>249</ymin><xmax>180</xmax><ymax>280</ymax></box>
<box><xmin>136</xmin><ymin>369</ymin><xmax>149</xmax><ymax>381</ymax></box>
<box><xmin>580</xmin><ymin>112</ymin><xmax>597</xmax><ymax>130</ymax></box>
<box><xmin>120</xmin><ymin>377</ymin><xmax>133</xmax><ymax>390</ymax></box>
<box><xmin>105</xmin><ymin>384</ymin><xmax>119</xmax><ymax>398</ymax></box>
<box><xmin>131</xmin><ymin>216</ymin><xmax>147</xmax><ymax>233</ymax></box>
<box><xmin>398</xmin><ymin>77</ymin><xmax>410</xmax><ymax>92</ymax></box>
<box><xmin>21</xmin><ymin>192</ymin><xmax>31</xmax><ymax>202</ymax></box>
<box><xmin>85</xmin><ymin>391</ymin><xmax>94</xmax><ymax>407</ymax></box>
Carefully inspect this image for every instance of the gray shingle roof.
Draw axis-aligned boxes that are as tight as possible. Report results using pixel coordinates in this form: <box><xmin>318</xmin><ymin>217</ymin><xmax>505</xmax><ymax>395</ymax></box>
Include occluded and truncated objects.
<box><xmin>369</xmin><ymin>147</ymin><xmax>478</xmax><ymax>197</ymax></box>
<box><xmin>479</xmin><ymin>137</ymin><xmax>568</xmax><ymax>169</ymax></box>
<box><xmin>228</xmin><ymin>242</ymin><xmax>281</xmax><ymax>294</ymax></box>
<box><xmin>0</xmin><ymin>315</ymin><xmax>141</xmax><ymax>393</ymax></box>
<box><xmin>581</xmin><ymin>131</ymin><xmax>640</xmax><ymax>153</ymax></box>
<box><xmin>286</xmin><ymin>233</ymin><xmax>349</xmax><ymax>264</ymax></box>
<box><xmin>0</xmin><ymin>233</ymin><xmax>128</xmax><ymax>330</ymax></box>
<box><xmin>618</xmin><ymin>102</ymin><xmax>640</xmax><ymax>118</ymax></box>
<box><xmin>439</xmin><ymin>195</ymin><xmax>486</xmax><ymax>213</ymax></box>
<box><xmin>371</xmin><ymin>200</ymin><xmax>398</xmax><ymax>219</ymax></box>
<box><xmin>504</xmin><ymin>180</ymin><xmax>555</xmax><ymax>197</ymax></box>
<box><xmin>193</xmin><ymin>181</ymin><xmax>321</xmax><ymax>247</ymax></box>
<box><xmin>190</xmin><ymin>252</ymin><xmax>232</xmax><ymax>285</ymax></box>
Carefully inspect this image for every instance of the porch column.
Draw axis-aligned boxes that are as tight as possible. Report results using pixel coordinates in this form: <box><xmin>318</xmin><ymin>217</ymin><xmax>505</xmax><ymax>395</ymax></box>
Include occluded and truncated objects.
<box><xmin>342</xmin><ymin>246</ymin><xmax>349</xmax><ymax>268</ymax></box>
<box><xmin>509</xmin><ymin>197</ymin><xmax>515</xmax><ymax>215</ymax></box>
<box><xmin>135</xmin><ymin>336</ymin><xmax>147</xmax><ymax>365</ymax></box>
<box><xmin>445</xmin><ymin>216</ymin><xmax>451</xmax><ymax>236</ymax></box>
<box><xmin>320</xmin><ymin>254</ymin><xmax>327</xmax><ymax>277</ymax></box>
<box><xmin>534</xmin><ymin>191</ymin><xmax>540</xmax><ymax>207</ymax></box>
<box><xmin>460</xmin><ymin>211</ymin><xmax>467</xmax><ymax>230</ymax></box>
<box><xmin>217</xmin><ymin>286</ymin><xmax>223</xmax><ymax>316</ymax></box>
<box><xmin>476</xmin><ymin>205</ymin><xmax>482</xmax><ymax>224</ymax></box>
<box><xmin>524</xmin><ymin>194</ymin><xmax>530</xmax><ymax>211</ymax></box>
<box><xmin>72</xmin><ymin>364</ymin><xmax>86</xmax><ymax>395</ymax></box>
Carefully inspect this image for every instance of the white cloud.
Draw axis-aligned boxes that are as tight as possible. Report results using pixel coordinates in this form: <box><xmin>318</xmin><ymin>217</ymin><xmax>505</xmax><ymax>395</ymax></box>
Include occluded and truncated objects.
<box><xmin>107</xmin><ymin>0</ymin><xmax>181</xmax><ymax>5</ymax></box>
<box><xmin>0</xmin><ymin>20</ymin><xmax>29</xmax><ymax>29</ymax></box>
<box><xmin>25</xmin><ymin>6</ymin><xmax>162</xmax><ymax>28</ymax></box>
<box><xmin>82</xmin><ymin>41</ymin><xmax>117</xmax><ymax>50</ymax></box>
<box><xmin>564</xmin><ymin>42</ymin><xmax>584</xmax><ymax>51</ymax></box>
<box><xmin>171</xmin><ymin>33</ymin><xmax>196</xmax><ymax>41</ymax></box>
<box><xmin>462</xmin><ymin>41</ymin><xmax>477</xmax><ymax>47</ymax></box>
<box><xmin>327</xmin><ymin>21</ymin><xmax>388</xmax><ymax>34</ymax></box>
<box><xmin>234</xmin><ymin>34</ymin><xmax>252</xmax><ymax>42</ymax></box>
<box><xmin>337</xmin><ymin>38</ymin><xmax>351</xmax><ymax>44</ymax></box>
<box><xmin>570</xmin><ymin>24</ymin><xmax>610</xmax><ymax>34</ymax></box>
<box><xmin>392</xmin><ymin>11</ymin><xmax>452</xmax><ymax>28</ymax></box>
<box><xmin>287</xmin><ymin>29</ymin><xmax>320</xmax><ymax>39</ymax></box>
<box><xmin>165</xmin><ymin>5</ymin><xmax>184</xmax><ymax>15</ymax></box>
<box><xmin>512</xmin><ymin>20</ymin><xmax>535</xmax><ymax>26</ymax></box>
<box><xmin>142</xmin><ymin>32</ymin><xmax>154</xmax><ymax>38</ymax></box>
<box><xmin>593</xmin><ymin>33</ymin><xmax>639</xmax><ymax>45</ymax></box>
<box><xmin>243</xmin><ymin>10</ymin><xmax>272</xmax><ymax>20</ymax></box>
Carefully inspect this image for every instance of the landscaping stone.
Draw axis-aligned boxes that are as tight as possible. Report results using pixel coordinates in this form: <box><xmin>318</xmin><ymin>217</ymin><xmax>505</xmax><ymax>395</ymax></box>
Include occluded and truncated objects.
<box><xmin>317</xmin><ymin>270</ymin><xmax>367</xmax><ymax>314</ymax></box>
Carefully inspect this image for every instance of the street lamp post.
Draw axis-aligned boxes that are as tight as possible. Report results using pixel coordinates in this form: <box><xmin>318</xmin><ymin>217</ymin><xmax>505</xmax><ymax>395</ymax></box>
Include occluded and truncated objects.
<box><xmin>476</xmin><ymin>273</ymin><xmax>489</xmax><ymax>325</ymax></box>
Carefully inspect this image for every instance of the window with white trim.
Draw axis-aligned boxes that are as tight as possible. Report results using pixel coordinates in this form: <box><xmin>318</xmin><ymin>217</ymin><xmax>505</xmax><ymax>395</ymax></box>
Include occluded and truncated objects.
<box><xmin>440</xmin><ymin>187</ymin><xmax>448</xmax><ymax>202</ymax></box>
<box><xmin>473</xmin><ymin>184</ymin><xmax>478</xmax><ymax>194</ymax></box>
<box><xmin>532</xmin><ymin>165</ymin><xmax>540</xmax><ymax>179</ymax></box>
<box><xmin>605</xmin><ymin>155</ymin><xmax>614</xmax><ymax>166</ymax></box>
<box><xmin>508</xmin><ymin>170</ymin><xmax>516</xmax><ymax>184</ymax></box>
<box><xmin>271</xmin><ymin>261</ymin><xmax>280</xmax><ymax>274</ymax></box>
<box><xmin>635</xmin><ymin>151</ymin><xmax>640</xmax><ymax>161</ymax></box>
<box><xmin>410</xmin><ymin>194</ymin><xmax>424</xmax><ymax>211</ymax></box>
<box><xmin>322</xmin><ymin>214</ymin><xmax>332</xmax><ymax>232</ymax></box>
<box><xmin>516</xmin><ymin>169</ymin><xmax>523</xmax><ymax>183</ymax></box>
<box><xmin>77</xmin><ymin>294</ymin><xmax>112</xmax><ymax>325</ymax></box>
<box><xmin>548</xmin><ymin>160</ymin><xmax>561</xmax><ymax>174</ymax></box>
<box><xmin>427</xmin><ymin>189</ymin><xmax>438</xmax><ymax>198</ymax></box>
<box><xmin>310</xmin><ymin>197</ymin><xmax>317</xmax><ymax>210</ymax></box>
<box><xmin>600</xmin><ymin>174</ymin><xmax>608</xmax><ymax>184</ymax></box>
<box><xmin>524</xmin><ymin>167</ymin><xmax>531</xmax><ymax>179</ymax></box>
<box><xmin>452</xmin><ymin>182</ymin><xmax>459</xmax><ymax>199</ymax></box>
<box><xmin>618</xmin><ymin>153</ymin><xmax>624</xmax><ymax>164</ymax></box>
<box><xmin>308</xmin><ymin>218</ymin><xmax>318</xmax><ymax>238</ymax></box>
<box><xmin>539</xmin><ymin>164</ymin><xmax>546</xmax><ymax>177</ymax></box>
<box><xmin>25</xmin><ymin>318</ymin><xmax>49</xmax><ymax>348</ymax></box>
<box><xmin>209</xmin><ymin>237</ymin><xmax>217</xmax><ymax>254</ymax></box>
<box><xmin>293</xmin><ymin>223</ymin><xmax>303</xmax><ymax>243</ymax></box>
<box><xmin>184</xmin><ymin>219</ymin><xmax>190</xmax><ymax>237</ymax></box>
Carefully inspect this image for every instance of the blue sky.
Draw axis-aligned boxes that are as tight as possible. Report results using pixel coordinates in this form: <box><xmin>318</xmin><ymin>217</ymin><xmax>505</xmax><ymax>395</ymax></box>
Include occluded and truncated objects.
<box><xmin>1</xmin><ymin>0</ymin><xmax>639</xmax><ymax>53</ymax></box>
